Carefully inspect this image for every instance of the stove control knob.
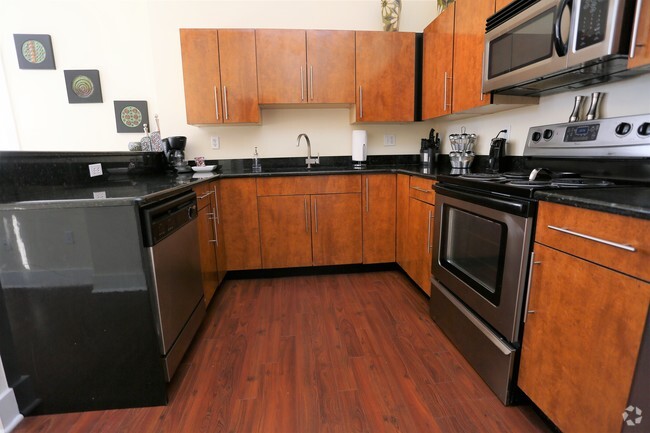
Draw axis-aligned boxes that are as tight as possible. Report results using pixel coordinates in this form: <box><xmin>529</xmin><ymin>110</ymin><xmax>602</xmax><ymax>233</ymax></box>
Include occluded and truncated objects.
<box><xmin>615</xmin><ymin>122</ymin><xmax>632</xmax><ymax>136</ymax></box>
<box><xmin>543</xmin><ymin>129</ymin><xmax>554</xmax><ymax>140</ymax></box>
<box><xmin>532</xmin><ymin>131</ymin><xmax>542</xmax><ymax>142</ymax></box>
<box><xmin>638</xmin><ymin>122</ymin><xmax>650</xmax><ymax>137</ymax></box>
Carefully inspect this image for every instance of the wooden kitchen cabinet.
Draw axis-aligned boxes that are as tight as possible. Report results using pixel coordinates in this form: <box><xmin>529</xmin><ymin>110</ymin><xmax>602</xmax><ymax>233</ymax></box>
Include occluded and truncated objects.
<box><xmin>211</xmin><ymin>181</ymin><xmax>228</xmax><ymax>285</ymax></box>
<box><xmin>180</xmin><ymin>29</ymin><xmax>260</xmax><ymax>124</ymax></box>
<box><xmin>628</xmin><ymin>0</ymin><xmax>650</xmax><ymax>70</ymax></box>
<box><xmin>257</xmin><ymin>175</ymin><xmax>362</xmax><ymax>268</ymax></box>
<box><xmin>422</xmin><ymin>0</ymin><xmax>537</xmax><ymax>119</ymax></box>
<box><xmin>193</xmin><ymin>181</ymin><xmax>220</xmax><ymax>305</ymax></box>
<box><xmin>220</xmin><ymin>178</ymin><xmax>262</xmax><ymax>270</ymax></box>
<box><xmin>495</xmin><ymin>0</ymin><xmax>511</xmax><ymax>10</ymax></box>
<box><xmin>518</xmin><ymin>202</ymin><xmax>650</xmax><ymax>433</ymax></box>
<box><xmin>396</xmin><ymin>174</ymin><xmax>410</xmax><ymax>268</ymax></box>
<box><xmin>362</xmin><ymin>174</ymin><xmax>396</xmax><ymax>264</ymax></box>
<box><xmin>256</xmin><ymin>29</ymin><xmax>355</xmax><ymax>104</ymax></box>
<box><xmin>355</xmin><ymin>31</ymin><xmax>416</xmax><ymax>122</ymax></box>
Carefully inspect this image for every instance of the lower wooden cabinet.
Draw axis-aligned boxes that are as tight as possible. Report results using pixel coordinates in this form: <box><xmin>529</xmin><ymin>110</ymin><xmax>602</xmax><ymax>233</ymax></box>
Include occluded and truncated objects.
<box><xmin>220</xmin><ymin>178</ymin><xmax>262</xmax><ymax>271</ymax></box>
<box><xmin>396</xmin><ymin>174</ymin><xmax>410</xmax><ymax>268</ymax></box>
<box><xmin>403</xmin><ymin>197</ymin><xmax>434</xmax><ymax>295</ymax></box>
<box><xmin>362</xmin><ymin>174</ymin><xmax>396</xmax><ymax>264</ymax></box>
<box><xmin>258</xmin><ymin>191</ymin><xmax>362</xmax><ymax>268</ymax></box>
<box><xmin>193</xmin><ymin>181</ymin><xmax>220</xmax><ymax>304</ymax></box>
<box><xmin>519</xmin><ymin>202</ymin><xmax>650</xmax><ymax>433</ymax></box>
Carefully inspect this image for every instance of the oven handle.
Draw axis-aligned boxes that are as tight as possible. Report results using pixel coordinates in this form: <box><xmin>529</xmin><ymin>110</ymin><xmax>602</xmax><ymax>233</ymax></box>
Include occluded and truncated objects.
<box><xmin>432</xmin><ymin>279</ymin><xmax>515</xmax><ymax>356</ymax></box>
<box><xmin>435</xmin><ymin>184</ymin><xmax>533</xmax><ymax>217</ymax></box>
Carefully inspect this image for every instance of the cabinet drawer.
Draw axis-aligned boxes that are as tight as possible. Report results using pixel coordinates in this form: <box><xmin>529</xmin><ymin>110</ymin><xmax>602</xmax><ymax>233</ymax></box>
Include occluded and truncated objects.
<box><xmin>193</xmin><ymin>181</ymin><xmax>214</xmax><ymax>209</ymax></box>
<box><xmin>257</xmin><ymin>174</ymin><xmax>361</xmax><ymax>196</ymax></box>
<box><xmin>536</xmin><ymin>201</ymin><xmax>650</xmax><ymax>282</ymax></box>
<box><xmin>408</xmin><ymin>176</ymin><xmax>436</xmax><ymax>205</ymax></box>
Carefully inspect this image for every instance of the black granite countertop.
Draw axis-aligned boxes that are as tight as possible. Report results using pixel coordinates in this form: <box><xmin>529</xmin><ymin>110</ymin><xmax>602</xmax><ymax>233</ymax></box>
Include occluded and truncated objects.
<box><xmin>535</xmin><ymin>187</ymin><xmax>650</xmax><ymax>220</ymax></box>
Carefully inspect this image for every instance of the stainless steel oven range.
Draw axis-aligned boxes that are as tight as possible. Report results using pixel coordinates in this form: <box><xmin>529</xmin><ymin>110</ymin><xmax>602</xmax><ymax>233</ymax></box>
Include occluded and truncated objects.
<box><xmin>430</xmin><ymin>113</ymin><xmax>650</xmax><ymax>405</ymax></box>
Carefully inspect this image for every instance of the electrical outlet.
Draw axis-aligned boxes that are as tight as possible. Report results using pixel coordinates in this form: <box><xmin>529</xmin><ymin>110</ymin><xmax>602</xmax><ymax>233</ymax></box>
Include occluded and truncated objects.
<box><xmin>88</xmin><ymin>163</ymin><xmax>103</xmax><ymax>177</ymax></box>
<box><xmin>384</xmin><ymin>134</ymin><xmax>396</xmax><ymax>146</ymax></box>
<box><xmin>93</xmin><ymin>191</ymin><xmax>107</xmax><ymax>199</ymax></box>
<box><xmin>502</xmin><ymin>125</ymin><xmax>511</xmax><ymax>140</ymax></box>
<box><xmin>211</xmin><ymin>136</ymin><xmax>220</xmax><ymax>150</ymax></box>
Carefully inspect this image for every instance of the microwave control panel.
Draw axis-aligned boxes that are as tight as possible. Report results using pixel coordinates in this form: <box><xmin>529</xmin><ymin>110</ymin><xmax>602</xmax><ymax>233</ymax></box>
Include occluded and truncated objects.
<box><xmin>576</xmin><ymin>0</ymin><xmax>608</xmax><ymax>50</ymax></box>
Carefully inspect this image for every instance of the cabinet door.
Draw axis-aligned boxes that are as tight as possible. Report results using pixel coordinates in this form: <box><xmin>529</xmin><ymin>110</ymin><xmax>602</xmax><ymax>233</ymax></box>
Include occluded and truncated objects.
<box><xmin>311</xmin><ymin>193</ymin><xmax>362</xmax><ymax>266</ymax></box>
<box><xmin>519</xmin><ymin>244</ymin><xmax>650</xmax><ymax>433</ymax></box>
<box><xmin>220</xmin><ymin>178</ymin><xmax>262</xmax><ymax>270</ymax></box>
<box><xmin>422</xmin><ymin>3</ymin><xmax>455</xmax><ymax>119</ymax></box>
<box><xmin>212</xmin><ymin>181</ymin><xmax>227</xmax><ymax>285</ymax></box>
<box><xmin>306</xmin><ymin>30</ymin><xmax>355</xmax><ymax>104</ymax></box>
<box><xmin>405</xmin><ymin>197</ymin><xmax>434</xmax><ymax>295</ymax></box>
<box><xmin>258</xmin><ymin>195</ymin><xmax>313</xmax><ymax>269</ymax></box>
<box><xmin>355</xmin><ymin>31</ymin><xmax>415</xmax><ymax>122</ymax></box>
<box><xmin>452</xmin><ymin>0</ymin><xmax>495</xmax><ymax>113</ymax></box>
<box><xmin>218</xmin><ymin>29</ymin><xmax>260</xmax><ymax>123</ymax></box>
<box><xmin>362</xmin><ymin>174</ymin><xmax>396</xmax><ymax>264</ymax></box>
<box><xmin>495</xmin><ymin>0</ymin><xmax>511</xmax><ymax>10</ymax></box>
<box><xmin>628</xmin><ymin>0</ymin><xmax>650</xmax><ymax>69</ymax></box>
<box><xmin>180</xmin><ymin>29</ymin><xmax>222</xmax><ymax>124</ymax></box>
<box><xmin>256</xmin><ymin>29</ymin><xmax>306</xmax><ymax>104</ymax></box>
<box><xmin>396</xmin><ymin>174</ymin><xmax>410</xmax><ymax>268</ymax></box>
<box><xmin>194</xmin><ymin>183</ymin><xmax>219</xmax><ymax>305</ymax></box>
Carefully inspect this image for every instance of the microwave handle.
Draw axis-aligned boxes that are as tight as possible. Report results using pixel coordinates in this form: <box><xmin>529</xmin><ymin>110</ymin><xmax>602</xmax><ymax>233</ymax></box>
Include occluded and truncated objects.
<box><xmin>553</xmin><ymin>0</ymin><xmax>572</xmax><ymax>56</ymax></box>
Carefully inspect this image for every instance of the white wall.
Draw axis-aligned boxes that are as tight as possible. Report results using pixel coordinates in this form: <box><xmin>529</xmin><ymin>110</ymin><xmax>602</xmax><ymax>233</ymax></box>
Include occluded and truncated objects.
<box><xmin>1</xmin><ymin>0</ymin><xmax>649</xmax><ymax>160</ymax></box>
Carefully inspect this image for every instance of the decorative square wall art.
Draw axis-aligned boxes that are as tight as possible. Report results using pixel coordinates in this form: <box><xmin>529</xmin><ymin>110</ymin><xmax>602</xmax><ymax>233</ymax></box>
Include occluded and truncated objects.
<box><xmin>64</xmin><ymin>70</ymin><xmax>103</xmax><ymax>103</ymax></box>
<box><xmin>114</xmin><ymin>100</ymin><xmax>149</xmax><ymax>133</ymax></box>
<box><xmin>14</xmin><ymin>34</ymin><xmax>56</xmax><ymax>69</ymax></box>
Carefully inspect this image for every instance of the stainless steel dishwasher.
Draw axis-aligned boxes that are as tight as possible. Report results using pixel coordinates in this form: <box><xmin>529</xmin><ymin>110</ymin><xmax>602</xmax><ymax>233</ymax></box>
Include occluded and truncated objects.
<box><xmin>141</xmin><ymin>191</ymin><xmax>205</xmax><ymax>381</ymax></box>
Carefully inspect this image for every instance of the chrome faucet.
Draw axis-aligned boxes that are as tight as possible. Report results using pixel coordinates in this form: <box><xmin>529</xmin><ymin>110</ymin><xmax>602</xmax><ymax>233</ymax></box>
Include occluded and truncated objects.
<box><xmin>297</xmin><ymin>133</ymin><xmax>320</xmax><ymax>168</ymax></box>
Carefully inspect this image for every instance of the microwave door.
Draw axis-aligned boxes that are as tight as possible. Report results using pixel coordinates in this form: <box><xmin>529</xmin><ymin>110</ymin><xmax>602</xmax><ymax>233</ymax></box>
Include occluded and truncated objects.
<box><xmin>482</xmin><ymin>0</ymin><xmax>569</xmax><ymax>93</ymax></box>
<box><xmin>566</xmin><ymin>0</ymin><xmax>634</xmax><ymax>67</ymax></box>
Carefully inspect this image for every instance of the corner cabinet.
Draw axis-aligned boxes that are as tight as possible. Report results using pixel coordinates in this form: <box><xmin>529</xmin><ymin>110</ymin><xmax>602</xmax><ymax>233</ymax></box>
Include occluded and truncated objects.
<box><xmin>220</xmin><ymin>178</ymin><xmax>262</xmax><ymax>270</ymax></box>
<box><xmin>518</xmin><ymin>202</ymin><xmax>650</xmax><ymax>433</ymax></box>
<box><xmin>422</xmin><ymin>0</ymin><xmax>537</xmax><ymax>120</ymax></box>
<box><xmin>355</xmin><ymin>31</ymin><xmax>417</xmax><ymax>122</ymax></box>
<box><xmin>255</xmin><ymin>29</ymin><xmax>355</xmax><ymax>104</ymax></box>
<box><xmin>628</xmin><ymin>0</ymin><xmax>650</xmax><ymax>70</ymax></box>
<box><xmin>180</xmin><ymin>29</ymin><xmax>260</xmax><ymax>124</ymax></box>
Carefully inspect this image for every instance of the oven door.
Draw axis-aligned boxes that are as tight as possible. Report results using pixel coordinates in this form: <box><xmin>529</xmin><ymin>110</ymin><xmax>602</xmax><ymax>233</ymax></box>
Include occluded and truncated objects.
<box><xmin>432</xmin><ymin>184</ymin><xmax>535</xmax><ymax>343</ymax></box>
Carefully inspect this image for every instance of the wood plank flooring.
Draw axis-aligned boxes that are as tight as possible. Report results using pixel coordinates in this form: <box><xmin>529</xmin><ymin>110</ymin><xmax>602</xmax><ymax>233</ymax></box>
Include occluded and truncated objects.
<box><xmin>13</xmin><ymin>270</ymin><xmax>553</xmax><ymax>433</ymax></box>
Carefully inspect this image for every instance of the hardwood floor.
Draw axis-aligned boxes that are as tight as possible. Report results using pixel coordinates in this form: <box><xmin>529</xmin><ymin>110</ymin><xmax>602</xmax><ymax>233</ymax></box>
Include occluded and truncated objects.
<box><xmin>13</xmin><ymin>270</ymin><xmax>552</xmax><ymax>433</ymax></box>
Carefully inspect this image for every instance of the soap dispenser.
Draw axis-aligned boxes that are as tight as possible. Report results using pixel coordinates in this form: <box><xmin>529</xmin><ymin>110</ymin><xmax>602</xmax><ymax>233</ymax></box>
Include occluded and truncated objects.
<box><xmin>252</xmin><ymin>147</ymin><xmax>262</xmax><ymax>172</ymax></box>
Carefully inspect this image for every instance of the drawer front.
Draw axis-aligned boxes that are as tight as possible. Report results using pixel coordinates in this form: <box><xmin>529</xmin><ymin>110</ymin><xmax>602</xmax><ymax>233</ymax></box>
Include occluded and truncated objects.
<box><xmin>408</xmin><ymin>176</ymin><xmax>436</xmax><ymax>205</ymax></box>
<box><xmin>536</xmin><ymin>201</ymin><xmax>650</xmax><ymax>282</ymax></box>
<box><xmin>257</xmin><ymin>174</ymin><xmax>361</xmax><ymax>196</ymax></box>
<box><xmin>193</xmin><ymin>181</ymin><xmax>214</xmax><ymax>210</ymax></box>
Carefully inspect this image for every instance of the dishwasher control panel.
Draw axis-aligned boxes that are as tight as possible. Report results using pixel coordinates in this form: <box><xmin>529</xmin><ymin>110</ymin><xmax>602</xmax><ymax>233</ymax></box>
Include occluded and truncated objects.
<box><xmin>141</xmin><ymin>191</ymin><xmax>198</xmax><ymax>246</ymax></box>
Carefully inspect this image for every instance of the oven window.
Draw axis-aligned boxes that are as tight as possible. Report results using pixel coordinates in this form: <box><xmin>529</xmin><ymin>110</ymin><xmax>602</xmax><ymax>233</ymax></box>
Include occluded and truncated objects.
<box><xmin>441</xmin><ymin>206</ymin><xmax>507</xmax><ymax>305</ymax></box>
<box><xmin>488</xmin><ymin>8</ymin><xmax>555</xmax><ymax>79</ymax></box>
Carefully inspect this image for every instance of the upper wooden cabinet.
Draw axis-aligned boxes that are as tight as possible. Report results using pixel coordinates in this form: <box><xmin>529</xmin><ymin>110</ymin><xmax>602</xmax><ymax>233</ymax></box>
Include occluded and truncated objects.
<box><xmin>628</xmin><ymin>0</ymin><xmax>650</xmax><ymax>70</ymax></box>
<box><xmin>180</xmin><ymin>29</ymin><xmax>260</xmax><ymax>124</ymax></box>
<box><xmin>495</xmin><ymin>0</ymin><xmax>511</xmax><ymax>11</ymax></box>
<box><xmin>422</xmin><ymin>0</ymin><xmax>537</xmax><ymax>120</ymax></box>
<box><xmin>256</xmin><ymin>29</ymin><xmax>355</xmax><ymax>104</ymax></box>
<box><xmin>355</xmin><ymin>31</ymin><xmax>416</xmax><ymax>122</ymax></box>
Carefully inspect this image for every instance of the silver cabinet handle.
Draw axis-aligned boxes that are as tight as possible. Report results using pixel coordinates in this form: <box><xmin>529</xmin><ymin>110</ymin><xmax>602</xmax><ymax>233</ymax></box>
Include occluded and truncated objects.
<box><xmin>314</xmin><ymin>198</ymin><xmax>318</xmax><ymax>233</ymax></box>
<box><xmin>426</xmin><ymin>210</ymin><xmax>432</xmax><ymax>253</ymax></box>
<box><xmin>547</xmin><ymin>225</ymin><xmax>636</xmax><ymax>252</ymax></box>
<box><xmin>223</xmin><ymin>86</ymin><xmax>229</xmax><ymax>121</ymax></box>
<box><xmin>630</xmin><ymin>0</ymin><xmax>644</xmax><ymax>58</ymax></box>
<box><xmin>443</xmin><ymin>72</ymin><xmax>452</xmax><ymax>111</ymax></box>
<box><xmin>359</xmin><ymin>86</ymin><xmax>363</xmax><ymax>119</ymax></box>
<box><xmin>365</xmin><ymin>177</ymin><xmax>369</xmax><ymax>213</ymax></box>
<box><xmin>207</xmin><ymin>210</ymin><xmax>218</xmax><ymax>244</ymax></box>
<box><xmin>198</xmin><ymin>190</ymin><xmax>214</xmax><ymax>200</ymax></box>
<box><xmin>213</xmin><ymin>85</ymin><xmax>219</xmax><ymax>120</ymax></box>
<box><xmin>410</xmin><ymin>186</ymin><xmax>432</xmax><ymax>194</ymax></box>
<box><xmin>212</xmin><ymin>185</ymin><xmax>220</xmax><ymax>224</ymax></box>
<box><xmin>300</xmin><ymin>66</ymin><xmax>305</xmax><ymax>102</ymax></box>
<box><xmin>304</xmin><ymin>196</ymin><xmax>309</xmax><ymax>233</ymax></box>
<box><xmin>523</xmin><ymin>252</ymin><xmax>541</xmax><ymax>322</ymax></box>
<box><xmin>309</xmin><ymin>65</ymin><xmax>314</xmax><ymax>100</ymax></box>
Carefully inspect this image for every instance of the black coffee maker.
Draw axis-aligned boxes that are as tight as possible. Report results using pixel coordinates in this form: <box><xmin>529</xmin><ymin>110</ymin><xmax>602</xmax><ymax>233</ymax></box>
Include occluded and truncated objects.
<box><xmin>487</xmin><ymin>130</ymin><xmax>507</xmax><ymax>173</ymax></box>
<box><xmin>163</xmin><ymin>136</ymin><xmax>190</xmax><ymax>172</ymax></box>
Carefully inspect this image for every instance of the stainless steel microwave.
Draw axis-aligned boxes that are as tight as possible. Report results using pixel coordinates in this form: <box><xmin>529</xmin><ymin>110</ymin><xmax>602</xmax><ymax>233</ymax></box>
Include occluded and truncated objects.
<box><xmin>482</xmin><ymin>0</ymin><xmax>640</xmax><ymax>95</ymax></box>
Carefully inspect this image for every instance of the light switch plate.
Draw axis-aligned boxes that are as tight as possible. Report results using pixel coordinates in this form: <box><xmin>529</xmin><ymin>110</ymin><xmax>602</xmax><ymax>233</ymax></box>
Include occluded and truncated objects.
<box><xmin>384</xmin><ymin>134</ymin><xmax>396</xmax><ymax>146</ymax></box>
<box><xmin>211</xmin><ymin>136</ymin><xmax>220</xmax><ymax>150</ymax></box>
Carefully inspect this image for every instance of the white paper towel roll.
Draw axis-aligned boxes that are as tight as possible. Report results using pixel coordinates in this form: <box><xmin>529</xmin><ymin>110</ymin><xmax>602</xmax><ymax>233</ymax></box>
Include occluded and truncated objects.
<box><xmin>352</xmin><ymin>130</ymin><xmax>367</xmax><ymax>162</ymax></box>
